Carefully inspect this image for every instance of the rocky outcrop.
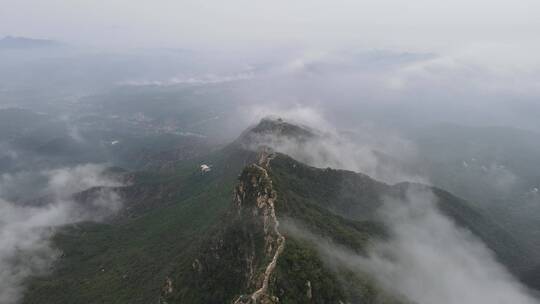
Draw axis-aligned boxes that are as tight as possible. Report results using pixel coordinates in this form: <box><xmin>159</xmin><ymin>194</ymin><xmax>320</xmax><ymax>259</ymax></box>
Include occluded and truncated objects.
<box><xmin>233</xmin><ymin>151</ymin><xmax>285</xmax><ymax>304</ymax></box>
<box><xmin>159</xmin><ymin>150</ymin><xmax>286</xmax><ymax>304</ymax></box>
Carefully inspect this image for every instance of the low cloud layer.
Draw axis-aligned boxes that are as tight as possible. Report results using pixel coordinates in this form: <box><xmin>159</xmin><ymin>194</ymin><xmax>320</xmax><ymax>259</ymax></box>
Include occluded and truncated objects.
<box><xmin>283</xmin><ymin>186</ymin><xmax>538</xmax><ymax>303</ymax></box>
<box><xmin>243</xmin><ymin>107</ymin><xmax>424</xmax><ymax>184</ymax></box>
<box><xmin>227</xmin><ymin>48</ymin><xmax>540</xmax><ymax>133</ymax></box>
<box><xmin>0</xmin><ymin>164</ymin><xmax>122</xmax><ymax>201</ymax></box>
<box><xmin>368</xmin><ymin>188</ymin><xmax>537</xmax><ymax>304</ymax></box>
<box><xmin>119</xmin><ymin>70</ymin><xmax>254</xmax><ymax>87</ymax></box>
<box><xmin>0</xmin><ymin>164</ymin><xmax>123</xmax><ymax>304</ymax></box>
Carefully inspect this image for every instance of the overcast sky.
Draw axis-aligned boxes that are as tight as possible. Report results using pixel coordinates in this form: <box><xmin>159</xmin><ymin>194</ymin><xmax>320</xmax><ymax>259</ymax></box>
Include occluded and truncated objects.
<box><xmin>1</xmin><ymin>0</ymin><xmax>539</xmax><ymax>52</ymax></box>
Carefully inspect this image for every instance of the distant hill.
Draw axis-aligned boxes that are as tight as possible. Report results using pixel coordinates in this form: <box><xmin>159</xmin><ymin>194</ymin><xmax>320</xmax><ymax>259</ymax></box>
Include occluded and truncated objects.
<box><xmin>406</xmin><ymin>123</ymin><xmax>540</xmax><ymax>268</ymax></box>
<box><xmin>0</xmin><ymin>36</ymin><xmax>62</xmax><ymax>49</ymax></box>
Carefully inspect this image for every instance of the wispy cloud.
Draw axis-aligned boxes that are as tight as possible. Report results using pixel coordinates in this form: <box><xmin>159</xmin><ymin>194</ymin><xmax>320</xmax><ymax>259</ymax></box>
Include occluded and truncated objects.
<box><xmin>0</xmin><ymin>164</ymin><xmax>123</xmax><ymax>304</ymax></box>
<box><xmin>283</xmin><ymin>186</ymin><xmax>538</xmax><ymax>303</ymax></box>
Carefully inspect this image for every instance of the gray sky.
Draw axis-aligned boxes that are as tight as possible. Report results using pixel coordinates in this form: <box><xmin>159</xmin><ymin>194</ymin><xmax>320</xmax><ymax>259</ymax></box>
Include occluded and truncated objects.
<box><xmin>1</xmin><ymin>0</ymin><xmax>539</xmax><ymax>52</ymax></box>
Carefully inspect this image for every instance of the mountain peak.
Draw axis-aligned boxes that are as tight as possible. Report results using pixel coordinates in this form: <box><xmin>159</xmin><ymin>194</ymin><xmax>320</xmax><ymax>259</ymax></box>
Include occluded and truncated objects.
<box><xmin>251</xmin><ymin>117</ymin><xmax>313</xmax><ymax>135</ymax></box>
<box><xmin>237</xmin><ymin>117</ymin><xmax>317</xmax><ymax>150</ymax></box>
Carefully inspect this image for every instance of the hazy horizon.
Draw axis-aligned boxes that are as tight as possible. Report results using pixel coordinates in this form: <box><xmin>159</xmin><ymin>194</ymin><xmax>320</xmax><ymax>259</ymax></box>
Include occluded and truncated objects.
<box><xmin>1</xmin><ymin>0</ymin><xmax>539</xmax><ymax>52</ymax></box>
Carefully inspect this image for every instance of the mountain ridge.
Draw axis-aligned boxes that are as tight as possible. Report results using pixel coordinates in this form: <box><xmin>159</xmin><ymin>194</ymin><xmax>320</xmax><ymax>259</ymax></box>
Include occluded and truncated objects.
<box><xmin>20</xmin><ymin>118</ymin><xmax>536</xmax><ymax>303</ymax></box>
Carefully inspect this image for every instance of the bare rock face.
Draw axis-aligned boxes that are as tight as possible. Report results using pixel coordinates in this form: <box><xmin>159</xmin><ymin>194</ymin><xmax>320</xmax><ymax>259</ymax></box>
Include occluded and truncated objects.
<box><xmin>232</xmin><ymin>151</ymin><xmax>285</xmax><ymax>304</ymax></box>
<box><xmin>158</xmin><ymin>277</ymin><xmax>174</xmax><ymax>304</ymax></box>
<box><xmin>306</xmin><ymin>281</ymin><xmax>313</xmax><ymax>300</ymax></box>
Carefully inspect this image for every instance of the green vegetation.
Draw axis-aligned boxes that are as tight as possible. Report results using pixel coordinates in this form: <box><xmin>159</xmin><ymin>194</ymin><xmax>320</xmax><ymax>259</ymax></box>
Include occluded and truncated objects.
<box><xmin>23</xmin><ymin>146</ymin><xmax>255</xmax><ymax>304</ymax></box>
<box><xmin>21</xmin><ymin>120</ymin><xmax>531</xmax><ymax>303</ymax></box>
<box><xmin>271</xmin><ymin>238</ymin><xmax>345</xmax><ymax>303</ymax></box>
